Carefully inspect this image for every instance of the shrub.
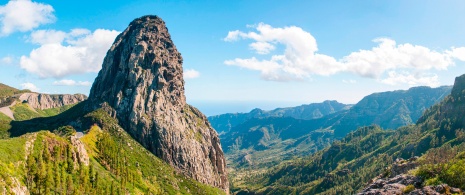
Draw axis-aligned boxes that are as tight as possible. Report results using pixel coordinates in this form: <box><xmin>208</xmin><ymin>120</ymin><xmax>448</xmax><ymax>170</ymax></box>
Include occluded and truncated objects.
<box><xmin>403</xmin><ymin>184</ymin><xmax>415</xmax><ymax>193</ymax></box>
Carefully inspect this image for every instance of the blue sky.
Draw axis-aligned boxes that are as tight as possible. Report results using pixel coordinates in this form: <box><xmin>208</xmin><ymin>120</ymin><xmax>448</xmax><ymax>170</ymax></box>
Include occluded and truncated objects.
<box><xmin>1</xmin><ymin>0</ymin><xmax>465</xmax><ymax>115</ymax></box>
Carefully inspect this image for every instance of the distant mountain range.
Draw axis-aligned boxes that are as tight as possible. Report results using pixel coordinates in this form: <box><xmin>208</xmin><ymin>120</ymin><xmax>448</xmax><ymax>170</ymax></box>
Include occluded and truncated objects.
<box><xmin>208</xmin><ymin>100</ymin><xmax>350</xmax><ymax>135</ymax></box>
<box><xmin>210</xmin><ymin>86</ymin><xmax>452</xmax><ymax>171</ymax></box>
<box><xmin>232</xmin><ymin>73</ymin><xmax>465</xmax><ymax>195</ymax></box>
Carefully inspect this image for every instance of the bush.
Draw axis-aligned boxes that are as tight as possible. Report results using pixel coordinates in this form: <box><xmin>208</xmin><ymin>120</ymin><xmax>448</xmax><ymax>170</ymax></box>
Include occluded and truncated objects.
<box><xmin>53</xmin><ymin>126</ymin><xmax>76</xmax><ymax>137</ymax></box>
<box><xmin>403</xmin><ymin>184</ymin><xmax>415</xmax><ymax>193</ymax></box>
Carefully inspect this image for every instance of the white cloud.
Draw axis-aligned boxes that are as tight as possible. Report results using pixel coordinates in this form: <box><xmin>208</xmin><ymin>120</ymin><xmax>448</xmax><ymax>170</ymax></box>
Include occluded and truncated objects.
<box><xmin>342</xmin><ymin>79</ymin><xmax>357</xmax><ymax>84</ymax></box>
<box><xmin>1</xmin><ymin>56</ymin><xmax>12</xmax><ymax>64</ymax></box>
<box><xmin>20</xmin><ymin>82</ymin><xmax>39</xmax><ymax>92</ymax></box>
<box><xmin>29</xmin><ymin>29</ymin><xmax>67</xmax><ymax>44</ymax></box>
<box><xmin>20</xmin><ymin>28</ymin><xmax>120</xmax><ymax>78</ymax></box>
<box><xmin>342</xmin><ymin>38</ymin><xmax>452</xmax><ymax>78</ymax></box>
<box><xmin>249</xmin><ymin>42</ymin><xmax>275</xmax><ymax>54</ymax></box>
<box><xmin>0</xmin><ymin>0</ymin><xmax>55</xmax><ymax>36</ymax></box>
<box><xmin>53</xmin><ymin>79</ymin><xmax>91</xmax><ymax>86</ymax></box>
<box><xmin>224</xmin><ymin>23</ymin><xmax>465</xmax><ymax>84</ymax></box>
<box><xmin>381</xmin><ymin>71</ymin><xmax>439</xmax><ymax>87</ymax></box>
<box><xmin>450</xmin><ymin>47</ymin><xmax>465</xmax><ymax>61</ymax></box>
<box><xmin>183</xmin><ymin>69</ymin><xmax>200</xmax><ymax>79</ymax></box>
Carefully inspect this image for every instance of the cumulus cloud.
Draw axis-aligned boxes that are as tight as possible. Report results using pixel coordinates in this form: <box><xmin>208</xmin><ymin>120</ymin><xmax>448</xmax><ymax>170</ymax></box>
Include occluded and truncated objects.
<box><xmin>0</xmin><ymin>0</ymin><xmax>55</xmax><ymax>36</ymax></box>
<box><xmin>183</xmin><ymin>69</ymin><xmax>200</xmax><ymax>79</ymax></box>
<box><xmin>224</xmin><ymin>23</ymin><xmax>465</xmax><ymax>86</ymax></box>
<box><xmin>20</xmin><ymin>28</ymin><xmax>120</xmax><ymax>78</ymax></box>
<box><xmin>249</xmin><ymin>42</ymin><xmax>275</xmax><ymax>54</ymax></box>
<box><xmin>29</xmin><ymin>29</ymin><xmax>67</xmax><ymax>44</ymax></box>
<box><xmin>53</xmin><ymin>79</ymin><xmax>91</xmax><ymax>86</ymax></box>
<box><xmin>20</xmin><ymin>82</ymin><xmax>39</xmax><ymax>92</ymax></box>
<box><xmin>381</xmin><ymin>71</ymin><xmax>439</xmax><ymax>87</ymax></box>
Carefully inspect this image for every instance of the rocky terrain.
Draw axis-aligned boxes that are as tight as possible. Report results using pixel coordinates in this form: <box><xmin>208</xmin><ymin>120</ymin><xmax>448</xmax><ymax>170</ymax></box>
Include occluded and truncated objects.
<box><xmin>88</xmin><ymin>15</ymin><xmax>228</xmax><ymax>192</ymax></box>
<box><xmin>19</xmin><ymin>93</ymin><xmax>86</xmax><ymax>110</ymax></box>
<box><xmin>359</xmin><ymin>158</ymin><xmax>462</xmax><ymax>195</ymax></box>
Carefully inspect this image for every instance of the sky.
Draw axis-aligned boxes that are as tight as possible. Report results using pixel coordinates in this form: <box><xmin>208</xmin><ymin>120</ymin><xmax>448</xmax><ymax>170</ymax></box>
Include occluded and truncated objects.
<box><xmin>1</xmin><ymin>0</ymin><xmax>465</xmax><ymax>116</ymax></box>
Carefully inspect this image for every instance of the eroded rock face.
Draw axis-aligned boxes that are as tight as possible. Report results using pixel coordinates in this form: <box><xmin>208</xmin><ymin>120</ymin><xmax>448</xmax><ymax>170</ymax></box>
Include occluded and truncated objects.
<box><xmin>19</xmin><ymin>93</ymin><xmax>87</xmax><ymax>110</ymax></box>
<box><xmin>88</xmin><ymin>15</ymin><xmax>228</xmax><ymax>192</ymax></box>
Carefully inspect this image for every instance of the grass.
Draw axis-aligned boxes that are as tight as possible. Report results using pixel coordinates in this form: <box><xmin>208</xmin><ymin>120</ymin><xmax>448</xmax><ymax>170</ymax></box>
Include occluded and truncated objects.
<box><xmin>0</xmin><ymin>135</ymin><xmax>28</xmax><ymax>193</ymax></box>
<box><xmin>80</xmin><ymin>125</ymin><xmax>102</xmax><ymax>157</ymax></box>
<box><xmin>0</xmin><ymin>136</ymin><xmax>26</xmax><ymax>163</ymax></box>
<box><xmin>0</xmin><ymin>83</ymin><xmax>30</xmax><ymax>98</ymax></box>
<box><xmin>36</xmin><ymin>103</ymin><xmax>76</xmax><ymax>117</ymax></box>
<box><xmin>10</xmin><ymin>103</ymin><xmax>42</xmax><ymax>121</ymax></box>
<box><xmin>0</xmin><ymin>112</ymin><xmax>11</xmax><ymax>138</ymax></box>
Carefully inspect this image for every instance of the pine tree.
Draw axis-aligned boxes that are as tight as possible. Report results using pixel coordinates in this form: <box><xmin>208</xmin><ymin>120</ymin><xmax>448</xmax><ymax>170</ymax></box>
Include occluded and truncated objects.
<box><xmin>45</xmin><ymin>165</ymin><xmax>54</xmax><ymax>194</ymax></box>
<box><xmin>67</xmin><ymin>145</ymin><xmax>74</xmax><ymax>174</ymax></box>
<box><xmin>66</xmin><ymin>175</ymin><xmax>73</xmax><ymax>195</ymax></box>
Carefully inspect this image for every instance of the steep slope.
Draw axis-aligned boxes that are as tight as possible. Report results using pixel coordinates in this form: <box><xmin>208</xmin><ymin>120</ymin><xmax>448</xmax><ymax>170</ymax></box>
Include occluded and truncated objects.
<box><xmin>0</xmin><ymin>107</ymin><xmax>226</xmax><ymax>194</ymax></box>
<box><xmin>208</xmin><ymin>100</ymin><xmax>349</xmax><ymax>134</ymax></box>
<box><xmin>234</xmin><ymin>75</ymin><xmax>465</xmax><ymax>194</ymax></box>
<box><xmin>88</xmin><ymin>15</ymin><xmax>228</xmax><ymax>191</ymax></box>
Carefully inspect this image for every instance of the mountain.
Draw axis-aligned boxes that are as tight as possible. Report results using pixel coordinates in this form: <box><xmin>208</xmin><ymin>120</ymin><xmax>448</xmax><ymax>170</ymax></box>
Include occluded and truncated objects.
<box><xmin>0</xmin><ymin>15</ymin><xmax>228</xmax><ymax>194</ymax></box>
<box><xmin>208</xmin><ymin>100</ymin><xmax>350</xmax><ymax>134</ymax></box>
<box><xmin>221</xmin><ymin>86</ymin><xmax>451</xmax><ymax>169</ymax></box>
<box><xmin>87</xmin><ymin>15</ymin><xmax>228</xmax><ymax>191</ymax></box>
<box><xmin>232</xmin><ymin>75</ymin><xmax>465</xmax><ymax>194</ymax></box>
<box><xmin>331</xmin><ymin>86</ymin><xmax>451</xmax><ymax>137</ymax></box>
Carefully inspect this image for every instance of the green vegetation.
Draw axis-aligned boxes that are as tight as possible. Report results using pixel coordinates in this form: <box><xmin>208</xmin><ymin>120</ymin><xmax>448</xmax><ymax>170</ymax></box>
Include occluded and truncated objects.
<box><xmin>403</xmin><ymin>184</ymin><xmax>415</xmax><ymax>193</ymax></box>
<box><xmin>0</xmin><ymin>112</ymin><xmax>11</xmax><ymax>138</ymax></box>
<box><xmin>0</xmin><ymin>107</ymin><xmax>226</xmax><ymax>194</ymax></box>
<box><xmin>11</xmin><ymin>103</ymin><xmax>42</xmax><ymax>121</ymax></box>
<box><xmin>0</xmin><ymin>83</ymin><xmax>30</xmax><ymax>98</ymax></box>
<box><xmin>230</xmin><ymin>77</ymin><xmax>465</xmax><ymax>194</ymax></box>
<box><xmin>219</xmin><ymin>85</ymin><xmax>452</xmax><ymax>186</ymax></box>
<box><xmin>0</xmin><ymin>83</ymin><xmax>30</xmax><ymax>107</ymax></box>
<box><xmin>10</xmin><ymin>103</ymin><xmax>78</xmax><ymax>121</ymax></box>
<box><xmin>36</xmin><ymin>104</ymin><xmax>77</xmax><ymax>117</ymax></box>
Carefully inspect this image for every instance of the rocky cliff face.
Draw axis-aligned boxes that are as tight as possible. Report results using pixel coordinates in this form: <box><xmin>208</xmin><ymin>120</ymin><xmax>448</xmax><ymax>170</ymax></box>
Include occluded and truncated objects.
<box><xmin>19</xmin><ymin>93</ymin><xmax>87</xmax><ymax>110</ymax></box>
<box><xmin>88</xmin><ymin>15</ymin><xmax>228</xmax><ymax>192</ymax></box>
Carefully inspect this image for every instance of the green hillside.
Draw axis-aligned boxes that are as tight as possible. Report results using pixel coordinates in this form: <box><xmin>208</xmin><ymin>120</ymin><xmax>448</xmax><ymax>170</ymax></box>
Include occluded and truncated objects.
<box><xmin>231</xmin><ymin>76</ymin><xmax>465</xmax><ymax>194</ymax></box>
<box><xmin>0</xmin><ymin>103</ymin><xmax>225</xmax><ymax>194</ymax></box>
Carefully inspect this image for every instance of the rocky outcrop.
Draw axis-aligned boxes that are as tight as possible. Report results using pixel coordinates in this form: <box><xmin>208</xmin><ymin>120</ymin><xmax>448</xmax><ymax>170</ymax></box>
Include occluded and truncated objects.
<box><xmin>19</xmin><ymin>93</ymin><xmax>87</xmax><ymax>110</ymax></box>
<box><xmin>359</xmin><ymin>174</ymin><xmax>422</xmax><ymax>195</ymax></box>
<box><xmin>359</xmin><ymin>175</ymin><xmax>462</xmax><ymax>195</ymax></box>
<box><xmin>390</xmin><ymin>157</ymin><xmax>419</xmax><ymax>177</ymax></box>
<box><xmin>70</xmin><ymin>134</ymin><xmax>89</xmax><ymax>166</ymax></box>
<box><xmin>88</xmin><ymin>15</ymin><xmax>228</xmax><ymax>192</ymax></box>
<box><xmin>359</xmin><ymin>158</ymin><xmax>462</xmax><ymax>195</ymax></box>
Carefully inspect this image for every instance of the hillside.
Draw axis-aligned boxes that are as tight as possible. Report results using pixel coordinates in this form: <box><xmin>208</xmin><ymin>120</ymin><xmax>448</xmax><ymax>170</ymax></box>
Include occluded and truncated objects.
<box><xmin>0</xmin><ymin>83</ymin><xmax>87</xmax><ymax>138</ymax></box>
<box><xmin>220</xmin><ymin>86</ymin><xmax>451</xmax><ymax>171</ymax></box>
<box><xmin>232</xmin><ymin>75</ymin><xmax>465</xmax><ymax>194</ymax></box>
<box><xmin>0</xmin><ymin>104</ymin><xmax>225</xmax><ymax>194</ymax></box>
